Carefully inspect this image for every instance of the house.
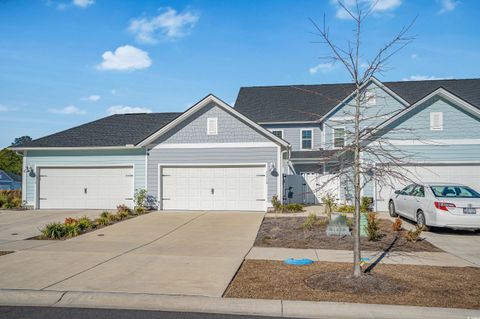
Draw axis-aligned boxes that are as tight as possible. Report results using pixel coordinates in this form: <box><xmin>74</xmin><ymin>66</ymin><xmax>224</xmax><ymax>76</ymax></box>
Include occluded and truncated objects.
<box><xmin>0</xmin><ymin>170</ymin><xmax>22</xmax><ymax>191</ymax></box>
<box><xmin>10</xmin><ymin>78</ymin><xmax>480</xmax><ymax>212</ymax></box>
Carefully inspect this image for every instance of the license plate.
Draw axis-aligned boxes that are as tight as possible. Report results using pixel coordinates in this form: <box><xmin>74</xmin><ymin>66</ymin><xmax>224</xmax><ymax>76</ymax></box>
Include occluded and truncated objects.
<box><xmin>463</xmin><ymin>208</ymin><xmax>477</xmax><ymax>214</ymax></box>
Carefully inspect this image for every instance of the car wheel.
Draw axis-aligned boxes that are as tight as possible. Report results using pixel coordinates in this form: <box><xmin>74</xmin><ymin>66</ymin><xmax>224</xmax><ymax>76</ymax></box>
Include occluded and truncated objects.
<box><xmin>389</xmin><ymin>201</ymin><xmax>398</xmax><ymax>217</ymax></box>
<box><xmin>416</xmin><ymin>210</ymin><xmax>429</xmax><ymax>231</ymax></box>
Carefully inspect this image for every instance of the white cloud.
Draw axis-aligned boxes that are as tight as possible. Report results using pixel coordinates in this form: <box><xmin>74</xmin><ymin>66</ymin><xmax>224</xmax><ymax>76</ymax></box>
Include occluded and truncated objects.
<box><xmin>401</xmin><ymin>75</ymin><xmax>452</xmax><ymax>81</ymax></box>
<box><xmin>128</xmin><ymin>7</ymin><xmax>199</xmax><ymax>44</ymax></box>
<box><xmin>0</xmin><ymin>104</ymin><xmax>16</xmax><ymax>112</ymax></box>
<box><xmin>333</xmin><ymin>0</ymin><xmax>402</xmax><ymax>19</ymax></box>
<box><xmin>107</xmin><ymin>105</ymin><xmax>153</xmax><ymax>115</ymax></box>
<box><xmin>97</xmin><ymin>45</ymin><xmax>152</xmax><ymax>71</ymax></box>
<box><xmin>438</xmin><ymin>0</ymin><xmax>459</xmax><ymax>14</ymax></box>
<box><xmin>81</xmin><ymin>95</ymin><xmax>101</xmax><ymax>102</ymax></box>
<box><xmin>410</xmin><ymin>53</ymin><xmax>418</xmax><ymax>59</ymax></box>
<box><xmin>49</xmin><ymin>105</ymin><xmax>86</xmax><ymax>115</ymax></box>
<box><xmin>72</xmin><ymin>0</ymin><xmax>94</xmax><ymax>8</ymax></box>
<box><xmin>111</xmin><ymin>89</ymin><xmax>117</xmax><ymax>95</ymax></box>
<box><xmin>309</xmin><ymin>62</ymin><xmax>334</xmax><ymax>75</ymax></box>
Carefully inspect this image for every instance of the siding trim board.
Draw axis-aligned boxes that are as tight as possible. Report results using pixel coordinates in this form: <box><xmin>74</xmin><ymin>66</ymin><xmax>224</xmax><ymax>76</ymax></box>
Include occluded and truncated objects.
<box><xmin>154</xmin><ymin>142</ymin><xmax>278</xmax><ymax>149</ymax></box>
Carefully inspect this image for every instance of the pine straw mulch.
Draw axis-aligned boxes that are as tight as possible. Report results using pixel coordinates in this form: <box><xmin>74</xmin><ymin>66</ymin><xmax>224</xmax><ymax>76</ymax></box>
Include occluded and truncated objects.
<box><xmin>224</xmin><ymin>260</ymin><xmax>480</xmax><ymax>309</ymax></box>
<box><xmin>255</xmin><ymin>217</ymin><xmax>441</xmax><ymax>252</ymax></box>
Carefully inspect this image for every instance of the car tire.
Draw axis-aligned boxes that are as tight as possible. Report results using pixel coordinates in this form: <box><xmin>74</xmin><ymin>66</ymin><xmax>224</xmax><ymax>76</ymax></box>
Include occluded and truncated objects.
<box><xmin>389</xmin><ymin>201</ymin><xmax>398</xmax><ymax>217</ymax></box>
<box><xmin>416</xmin><ymin>210</ymin><xmax>429</xmax><ymax>231</ymax></box>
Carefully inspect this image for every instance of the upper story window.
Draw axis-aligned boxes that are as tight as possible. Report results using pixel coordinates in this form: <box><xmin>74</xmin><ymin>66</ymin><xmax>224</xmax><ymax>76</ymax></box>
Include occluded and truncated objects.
<box><xmin>271</xmin><ymin>130</ymin><xmax>283</xmax><ymax>139</ymax></box>
<box><xmin>301</xmin><ymin>129</ymin><xmax>313</xmax><ymax>150</ymax></box>
<box><xmin>207</xmin><ymin>117</ymin><xmax>218</xmax><ymax>135</ymax></box>
<box><xmin>365</xmin><ymin>91</ymin><xmax>376</xmax><ymax>105</ymax></box>
<box><xmin>430</xmin><ymin>112</ymin><xmax>443</xmax><ymax>131</ymax></box>
<box><xmin>333</xmin><ymin>127</ymin><xmax>345</xmax><ymax>148</ymax></box>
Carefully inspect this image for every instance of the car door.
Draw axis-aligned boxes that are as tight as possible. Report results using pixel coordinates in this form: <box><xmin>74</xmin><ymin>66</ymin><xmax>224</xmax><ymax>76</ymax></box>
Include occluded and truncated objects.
<box><xmin>396</xmin><ymin>184</ymin><xmax>415</xmax><ymax>215</ymax></box>
<box><xmin>406</xmin><ymin>184</ymin><xmax>426</xmax><ymax>219</ymax></box>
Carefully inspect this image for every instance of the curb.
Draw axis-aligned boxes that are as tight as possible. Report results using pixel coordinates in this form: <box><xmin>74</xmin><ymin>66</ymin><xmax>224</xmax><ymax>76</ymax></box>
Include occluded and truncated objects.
<box><xmin>0</xmin><ymin>289</ymin><xmax>479</xmax><ymax>319</ymax></box>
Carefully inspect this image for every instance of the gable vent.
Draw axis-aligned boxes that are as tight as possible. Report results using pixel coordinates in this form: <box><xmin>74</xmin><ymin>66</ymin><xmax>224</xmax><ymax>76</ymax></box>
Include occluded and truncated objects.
<box><xmin>430</xmin><ymin>112</ymin><xmax>443</xmax><ymax>131</ymax></box>
<box><xmin>207</xmin><ymin>117</ymin><xmax>218</xmax><ymax>135</ymax></box>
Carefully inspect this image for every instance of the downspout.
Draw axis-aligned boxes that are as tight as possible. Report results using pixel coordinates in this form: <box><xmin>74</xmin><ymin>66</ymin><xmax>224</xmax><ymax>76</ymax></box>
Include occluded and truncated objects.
<box><xmin>280</xmin><ymin>146</ymin><xmax>290</xmax><ymax>204</ymax></box>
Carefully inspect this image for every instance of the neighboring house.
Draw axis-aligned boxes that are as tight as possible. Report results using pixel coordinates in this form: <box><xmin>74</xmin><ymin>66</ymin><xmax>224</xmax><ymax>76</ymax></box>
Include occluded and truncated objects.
<box><xmin>0</xmin><ymin>170</ymin><xmax>22</xmax><ymax>191</ymax></box>
<box><xmin>10</xmin><ymin>78</ymin><xmax>480</xmax><ymax>212</ymax></box>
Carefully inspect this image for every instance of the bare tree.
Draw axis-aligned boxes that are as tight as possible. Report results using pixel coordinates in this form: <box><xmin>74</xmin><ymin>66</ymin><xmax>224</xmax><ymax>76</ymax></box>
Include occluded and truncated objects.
<box><xmin>308</xmin><ymin>0</ymin><xmax>416</xmax><ymax>277</ymax></box>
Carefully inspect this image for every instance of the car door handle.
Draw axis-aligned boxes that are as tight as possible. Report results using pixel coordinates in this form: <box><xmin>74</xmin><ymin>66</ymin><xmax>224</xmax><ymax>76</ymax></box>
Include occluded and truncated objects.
<box><xmin>211</xmin><ymin>188</ymin><xmax>214</xmax><ymax>195</ymax></box>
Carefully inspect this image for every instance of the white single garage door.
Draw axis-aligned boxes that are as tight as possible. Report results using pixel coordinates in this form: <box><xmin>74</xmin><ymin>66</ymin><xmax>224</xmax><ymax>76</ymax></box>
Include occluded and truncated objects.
<box><xmin>160</xmin><ymin>165</ymin><xmax>267</xmax><ymax>211</ymax></box>
<box><xmin>376</xmin><ymin>164</ymin><xmax>480</xmax><ymax>211</ymax></box>
<box><xmin>38</xmin><ymin>166</ymin><xmax>134</xmax><ymax>209</ymax></box>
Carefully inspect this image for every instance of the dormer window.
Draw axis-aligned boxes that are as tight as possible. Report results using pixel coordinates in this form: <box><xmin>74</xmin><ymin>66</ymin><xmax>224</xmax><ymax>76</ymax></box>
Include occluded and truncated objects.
<box><xmin>207</xmin><ymin>117</ymin><xmax>218</xmax><ymax>135</ymax></box>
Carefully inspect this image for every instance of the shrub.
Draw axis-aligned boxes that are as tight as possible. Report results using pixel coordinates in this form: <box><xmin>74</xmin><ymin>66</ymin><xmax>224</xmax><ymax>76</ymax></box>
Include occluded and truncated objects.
<box><xmin>0</xmin><ymin>192</ymin><xmax>8</xmax><ymax>207</ymax></box>
<box><xmin>302</xmin><ymin>213</ymin><xmax>320</xmax><ymax>230</ymax></box>
<box><xmin>366</xmin><ymin>212</ymin><xmax>380</xmax><ymax>241</ymax></box>
<box><xmin>321</xmin><ymin>193</ymin><xmax>336</xmax><ymax>220</ymax></box>
<box><xmin>100</xmin><ymin>211</ymin><xmax>117</xmax><ymax>222</ymax></box>
<box><xmin>41</xmin><ymin>222</ymin><xmax>65</xmax><ymax>239</ymax></box>
<box><xmin>361</xmin><ymin>197</ymin><xmax>373</xmax><ymax>212</ymax></box>
<box><xmin>64</xmin><ymin>222</ymin><xmax>81</xmax><ymax>238</ymax></box>
<box><xmin>336</xmin><ymin>204</ymin><xmax>354</xmax><ymax>213</ymax></box>
<box><xmin>64</xmin><ymin>217</ymin><xmax>78</xmax><ymax>225</ymax></box>
<box><xmin>0</xmin><ymin>190</ymin><xmax>22</xmax><ymax>209</ymax></box>
<box><xmin>271</xmin><ymin>196</ymin><xmax>282</xmax><ymax>212</ymax></box>
<box><xmin>283</xmin><ymin>203</ymin><xmax>304</xmax><ymax>213</ymax></box>
<box><xmin>95</xmin><ymin>217</ymin><xmax>110</xmax><ymax>226</ymax></box>
<box><xmin>134</xmin><ymin>189</ymin><xmax>148</xmax><ymax>209</ymax></box>
<box><xmin>134</xmin><ymin>206</ymin><xmax>147</xmax><ymax>215</ymax></box>
<box><xmin>116</xmin><ymin>209</ymin><xmax>130</xmax><ymax>220</ymax></box>
<box><xmin>77</xmin><ymin>216</ymin><xmax>94</xmax><ymax>231</ymax></box>
<box><xmin>392</xmin><ymin>216</ymin><xmax>402</xmax><ymax>232</ymax></box>
<box><xmin>406</xmin><ymin>225</ymin><xmax>424</xmax><ymax>242</ymax></box>
<box><xmin>116</xmin><ymin>204</ymin><xmax>132</xmax><ymax>215</ymax></box>
<box><xmin>11</xmin><ymin>197</ymin><xmax>22</xmax><ymax>208</ymax></box>
<box><xmin>345</xmin><ymin>216</ymin><xmax>354</xmax><ymax>228</ymax></box>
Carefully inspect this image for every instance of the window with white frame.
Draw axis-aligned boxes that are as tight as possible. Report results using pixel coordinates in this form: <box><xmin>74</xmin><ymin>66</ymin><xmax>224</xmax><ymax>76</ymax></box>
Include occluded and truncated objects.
<box><xmin>301</xmin><ymin>129</ymin><xmax>313</xmax><ymax>149</ymax></box>
<box><xmin>333</xmin><ymin>127</ymin><xmax>345</xmax><ymax>148</ymax></box>
<box><xmin>207</xmin><ymin>117</ymin><xmax>218</xmax><ymax>135</ymax></box>
<box><xmin>430</xmin><ymin>112</ymin><xmax>443</xmax><ymax>131</ymax></box>
<box><xmin>365</xmin><ymin>91</ymin><xmax>376</xmax><ymax>105</ymax></box>
<box><xmin>271</xmin><ymin>130</ymin><xmax>283</xmax><ymax>139</ymax></box>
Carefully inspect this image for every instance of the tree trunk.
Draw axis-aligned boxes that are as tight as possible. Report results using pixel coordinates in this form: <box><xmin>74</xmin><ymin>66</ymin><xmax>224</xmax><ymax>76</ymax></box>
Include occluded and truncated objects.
<box><xmin>352</xmin><ymin>84</ymin><xmax>362</xmax><ymax>277</ymax></box>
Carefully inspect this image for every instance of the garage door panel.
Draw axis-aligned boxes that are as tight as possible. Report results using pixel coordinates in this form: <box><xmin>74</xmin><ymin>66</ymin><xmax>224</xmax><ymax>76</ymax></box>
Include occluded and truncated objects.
<box><xmin>376</xmin><ymin>164</ymin><xmax>480</xmax><ymax>211</ymax></box>
<box><xmin>161</xmin><ymin>165</ymin><xmax>266</xmax><ymax>211</ymax></box>
<box><xmin>39</xmin><ymin>167</ymin><xmax>133</xmax><ymax>209</ymax></box>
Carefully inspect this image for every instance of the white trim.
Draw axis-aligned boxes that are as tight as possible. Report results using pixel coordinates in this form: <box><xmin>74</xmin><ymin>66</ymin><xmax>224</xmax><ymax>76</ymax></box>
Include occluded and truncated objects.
<box><xmin>374</xmin><ymin>139</ymin><xmax>480</xmax><ymax>146</ymax></box>
<box><xmin>207</xmin><ymin>117</ymin><xmax>218</xmax><ymax>135</ymax></box>
<box><xmin>34</xmin><ymin>164</ymin><xmax>135</xmax><ymax>210</ymax></box>
<box><xmin>259</xmin><ymin>121</ymin><xmax>317</xmax><ymax>125</ymax></box>
<box><xmin>10</xmin><ymin>146</ymin><xmax>138</xmax><ymax>151</ymax></box>
<box><xmin>144</xmin><ymin>148</ymin><xmax>148</xmax><ymax>189</ymax></box>
<box><xmin>322</xmin><ymin>123</ymin><xmax>326</xmax><ymax>149</ymax></box>
<box><xmin>157</xmin><ymin>163</ymin><xmax>269</xmax><ymax>212</ymax></box>
<box><xmin>332</xmin><ymin>126</ymin><xmax>346</xmax><ymax>149</ymax></box>
<box><xmin>319</xmin><ymin>77</ymin><xmax>410</xmax><ymax>123</ymax></box>
<box><xmin>300</xmin><ymin>129</ymin><xmax>313</xmax><ymax>150</ymax></box>
<box><xmin>269</xmin><ymin>129</ymin><xmax>284</xmax><ymax>140</ymax></box>
<box><xmin>368</xmin><ymin>88</ymin><xmax>480</xmax><ymax>139</ymax></box>
<box><xmin>137</xmin><ymin>94</ymin><xmax>289</xmax><ymax>148</ymax></box>
<box><xmin>153</xmin><ymin>142</ymin><xmax>278</xmax><ymax>149</ymax></box>
<box><xmin>21</xmin><ymin>151</ymin><xmax>27</xmax><ymax>204</ymax></box>
<box><xmin>430</xmin><ymin>112</ymin><xmax>443</xmax><ymax>131</ymax></box>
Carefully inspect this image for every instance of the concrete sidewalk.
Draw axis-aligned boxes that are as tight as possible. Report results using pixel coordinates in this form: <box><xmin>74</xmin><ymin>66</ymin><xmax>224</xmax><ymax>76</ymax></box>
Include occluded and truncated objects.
<box><xmin>246</xmin><ymin>247</ymin><xmax>478</xmax><ymax>267</ymax></box>
<box><xmin>0</xmin><ymin>289</ymin><xmax>478</xmax><ymax>319</ymax></box>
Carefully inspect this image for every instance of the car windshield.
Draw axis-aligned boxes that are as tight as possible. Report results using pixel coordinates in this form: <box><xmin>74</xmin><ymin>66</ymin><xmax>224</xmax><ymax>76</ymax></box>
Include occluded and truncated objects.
<box><xmin>430</xmin><ymin>185</ymin><xmax>480</xmax><ymax>198</ymax></box>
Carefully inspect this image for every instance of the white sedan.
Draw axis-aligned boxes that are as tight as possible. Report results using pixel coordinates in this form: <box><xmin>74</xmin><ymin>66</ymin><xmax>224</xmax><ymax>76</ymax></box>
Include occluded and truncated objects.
<box><xmin>388</xmin><ymin>183</ymin><xmax>480</xmax><ymax>230</ymax></box>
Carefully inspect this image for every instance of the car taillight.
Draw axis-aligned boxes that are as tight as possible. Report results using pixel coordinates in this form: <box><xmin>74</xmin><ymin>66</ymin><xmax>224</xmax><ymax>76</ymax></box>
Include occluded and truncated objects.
<box><xmin>434</xmin><ymin>202</ymin><xmax>456</xmax><ymax>211</ymax></box>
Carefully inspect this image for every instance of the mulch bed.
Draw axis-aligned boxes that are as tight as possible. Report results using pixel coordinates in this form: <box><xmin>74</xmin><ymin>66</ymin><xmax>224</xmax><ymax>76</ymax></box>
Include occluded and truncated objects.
<box><xmin>255</xmin><ymin>217</ymin><xmax>441</xmax><ymax>252</ymax></box>
<box><xmin>0</xmin><ymin>251</ymin><xmax>14</xmax><ymax>256</ymax></box>
<box><xmin>224</xmin><ymin>260</ymin><xmax>480</xmax><ymax>309</ymax></box>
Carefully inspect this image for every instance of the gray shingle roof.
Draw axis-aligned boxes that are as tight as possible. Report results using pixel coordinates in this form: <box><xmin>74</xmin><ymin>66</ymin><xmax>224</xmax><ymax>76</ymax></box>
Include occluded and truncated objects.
<box><xmin>17</xmin><ymin>112</ymin><xmax>182</xmax><ymax>148</ymax></box>
<box><xmin>234</xmin><ymin>78</ymin><xmax>480</xmax><ymax>122</ymax></box>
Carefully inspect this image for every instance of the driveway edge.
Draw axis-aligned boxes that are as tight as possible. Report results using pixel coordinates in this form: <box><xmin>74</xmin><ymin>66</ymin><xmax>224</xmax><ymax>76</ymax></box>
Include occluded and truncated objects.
<box><xmin>0</xmin><ymin>289</ymin><xmax>479</xmax><ymax>319</ymax></box>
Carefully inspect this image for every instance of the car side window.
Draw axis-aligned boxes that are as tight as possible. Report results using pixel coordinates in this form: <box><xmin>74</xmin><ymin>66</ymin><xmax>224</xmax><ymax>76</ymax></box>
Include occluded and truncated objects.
<box><xmin>400</xmin><ymin>184</ymin><xmax>415</xmax><ymax>196</ymax></box>
<box><xmin>411</xmin><ymin>185</ymin><xmax>425</xmax><ymax>197</ymax></box>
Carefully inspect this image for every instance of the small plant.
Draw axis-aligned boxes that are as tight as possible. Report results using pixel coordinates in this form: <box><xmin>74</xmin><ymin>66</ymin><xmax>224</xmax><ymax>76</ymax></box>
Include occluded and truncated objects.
<box><xmin>392</xmin><ymin>216</ymin><xmax>402</xmax><ymax>232</ymax></box>
<box><xmin>64</xmin><ymin>217</ymin><xmax>78</xmax><ymax>225</ymax></box>
<box><xmin>321</xmin><ymin>193</ymin><xmax>336</xmax><ymax>220</ymax></box>
<box><xmin>345</xmin><ymin>216</ymin><xmax>354</xmax><ymax>228</ymax></box>
<box><xmin>302</xmin><ymin>213</ymin><xmax>320</xmax><ymax>230</ymax></box>
<box><xmin>337</xmin><ymin>204</ymin><xmax>355</xmax><ymax>213</ymax></box>
<box><xmin>283</xmin><ymin>203</ymin><xmax>304</xmax><ymax>213</ymax></box>
<box><xmin>405</xmin><ymin>225</ymin><xmax>424</xmax><ymax>242</ymax></box>
<box><xmin>77</xmin><ymin>216</ymin><xmax>94</xmax><ymax>231</ymax></box>
<box><xmin>134</xmin><ymin>206</ymin><xmax>147</xmax><ymax>215</ymax></box>
<box><xmin>0</xmin><ymin>190</ymin><xmax>22</xmax><ymax>209</ymax></box>
<box><xmin>361</xmin><ymin>197</ymin><xmax>373</xmax><ymax>212</ymax></box>
<box><xmin>41</xmin><ymin>222</ymin><xmax>65</xmax><ymax>239</ymax></box>
<box><xmin>116</xmin><ymin>209</ymin><xmax>130</xmax><ymax>220</ymax></box>
<box><xmin>0</xmin><ymin>192</ymin><xmax>8</xmax><ymax>207</ymax></box>
<box><xmin>271</xmin><ymin>196</ymin><xmax>282</xmax><ymax>212</ymax></box>
<box><xmin>116</xmin><ymin>204</ymin><xmax>132</xmax><ymax>215</ymax></box>
<box><xmin>366</xmin><ymin>212</ymin><xmax>380</xmax><ymax>241</ymax></box>
<box><xmin>134</xmin><ymin>189</ymin><xmax>148</xmax><ymax>209</ymax></box>
<box><xmin>64</xmin><ymin>222</ymin><xmax>81</xmax><ymax>238</ymax></box>
<box><xmin>100</xmin><ymin>211</ymin><xmax>117</xmax><ymax>222</ymax></box>
<box><xmin>95</xmin><ymin>216</ymin><xmax>110</xmax><ymax>226</ymax></box>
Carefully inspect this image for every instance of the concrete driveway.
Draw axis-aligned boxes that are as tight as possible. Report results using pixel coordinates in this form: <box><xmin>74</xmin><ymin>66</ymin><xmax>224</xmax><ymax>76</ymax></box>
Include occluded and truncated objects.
<box><xmin>0</xmin><ymin>211</ymin><xmax>264</xmax><ymax>297</ymax></box>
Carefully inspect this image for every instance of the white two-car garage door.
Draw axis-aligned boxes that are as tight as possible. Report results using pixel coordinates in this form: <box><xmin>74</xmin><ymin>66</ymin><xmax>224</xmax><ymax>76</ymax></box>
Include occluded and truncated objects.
<box><xmin>160</xmin><ymin>165</ymin><xmax>267</xmax><ymax>211</ymax></box>
<box><xmin>38</xmin><ymin>166</ymin><xmax>134</xmax><ymax>209</ymax></box>
<box><xmin>376</xmin><ymin>164</ymin><xmax>480</xmax><ymax>211</ymax></box>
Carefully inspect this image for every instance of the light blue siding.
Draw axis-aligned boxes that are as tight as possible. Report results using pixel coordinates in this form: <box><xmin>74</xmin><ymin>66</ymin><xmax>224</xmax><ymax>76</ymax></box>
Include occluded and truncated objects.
<box><xmin>262</xmin><ymin>123</ymin><xmax>322</xmax><ymax>151</ymax></box>
<box><xmin>154</xmin><ymin>102</ymin><xmax>270</xmax><ymax>144</ymax></box>
<box><xmin>24</xmin><ymin>149</ymin><xmax>146</xmax><ymax>207</ymax></box>
<box><xmin>324</xmin><ymin>82</ymin><xmax>406</xmax><ymax>150</ymax></box>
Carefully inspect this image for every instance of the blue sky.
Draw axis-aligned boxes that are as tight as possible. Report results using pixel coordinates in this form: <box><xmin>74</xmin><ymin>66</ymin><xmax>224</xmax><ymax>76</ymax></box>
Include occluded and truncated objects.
<box><xmin>1</xmin><ymin>0</ymin><xmax>479</xmax><ymax>147</ymax></box>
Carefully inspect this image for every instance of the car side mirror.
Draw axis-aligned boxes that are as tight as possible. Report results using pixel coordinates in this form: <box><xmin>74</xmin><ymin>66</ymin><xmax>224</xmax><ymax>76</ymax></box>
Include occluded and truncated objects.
<box><xmin>394</xmin><ymin>190</ymin><xmax>401</xmax><ymax>195</ymax></box>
